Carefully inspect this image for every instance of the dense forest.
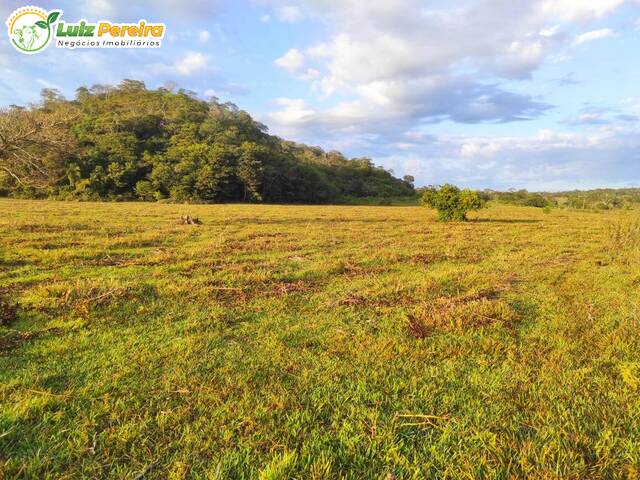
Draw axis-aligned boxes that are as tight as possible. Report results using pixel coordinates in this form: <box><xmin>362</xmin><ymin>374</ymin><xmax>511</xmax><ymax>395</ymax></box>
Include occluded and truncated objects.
<box><xmin>0</xmin><ymin>80</ymin><xmax>414</xmax><ymax>203</ymax></box>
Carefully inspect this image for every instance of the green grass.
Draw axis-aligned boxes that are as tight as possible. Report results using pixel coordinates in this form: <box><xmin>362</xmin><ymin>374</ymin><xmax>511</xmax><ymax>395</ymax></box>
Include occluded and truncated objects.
<box><xmin>1</xmin><ymin>199</ymin><xmax>639</xmax><ymax>479</ymax></box>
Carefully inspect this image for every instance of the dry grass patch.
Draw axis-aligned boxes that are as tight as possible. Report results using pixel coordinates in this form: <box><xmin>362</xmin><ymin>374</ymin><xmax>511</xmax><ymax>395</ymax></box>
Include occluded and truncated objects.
<box><xmin>407</xmin><ymin>291</ymin><xmax>517</xmax><ymax>338</ymax></box>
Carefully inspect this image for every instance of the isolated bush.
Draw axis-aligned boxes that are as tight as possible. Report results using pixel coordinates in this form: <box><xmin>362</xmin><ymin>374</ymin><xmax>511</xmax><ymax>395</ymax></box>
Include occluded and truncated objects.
<box><xmin>524</xmin><ymin>195</ymin><xmax>549</xmax><ymax>208</ymax></box>
<box><xmin>421</xmin><ymin>184</ymin><xmax>485</xmax><ymax>221</ymax></box>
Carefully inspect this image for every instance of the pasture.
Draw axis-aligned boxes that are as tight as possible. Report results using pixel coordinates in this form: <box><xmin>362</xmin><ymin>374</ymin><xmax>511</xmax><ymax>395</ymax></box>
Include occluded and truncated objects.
<box><xmin>1</xmin><ymin>199</ymin><xmax>639</xmax><ymax>479</ymax></box>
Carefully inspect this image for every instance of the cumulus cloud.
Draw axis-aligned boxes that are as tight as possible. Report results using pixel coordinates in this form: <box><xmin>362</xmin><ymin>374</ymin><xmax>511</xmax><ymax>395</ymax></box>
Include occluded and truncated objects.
<box><xmin>265</xmin><ymin>78</ymin><xmax>550</xmax><ymax>142</ymax></box>
<box><xmin>262</xmin><ymin>0</ymin><xmax>631</xmax><ymax>187</ymax></box>
<box><xmin>274</xmin><ymin>48</ymin><xmax>305</xmax><ymax>73</ymax></box>
<box><xmin>172</xmin><ymin>52</ymin><xmax>209</xmax><ymax>75</ymax></box>
<box><xmin>269</xmin><ymin>0</ymin><xmax>597</xmax><ymax>138</ymax></box>
<box><xmin>572</xmin><ymin>28</ymin><xmax>616</xmax><ymax>46</ymax></box>
<box><xmin>151</xmin><ymin>51</ymin><xmax>210</xmax><ymax>76</ymax></box>
<box><xmin>442</xmin><ymin>125</ymin><xmax>640</xmax><ymax>190</ymax></box>
<box><xmin>362</xmin><ymin>124</ymin><xmax>640</xmax><ymax>191</ymax></box>
<box><xmin>259</xmin><ymin>0</ymin><xmax>637</xmax><ymax>189</ymax></box>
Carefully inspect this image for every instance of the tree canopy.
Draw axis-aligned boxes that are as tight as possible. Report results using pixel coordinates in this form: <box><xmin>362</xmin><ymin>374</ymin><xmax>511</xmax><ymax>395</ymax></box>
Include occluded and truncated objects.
<box><xmin>0</xmin><ymin>80</ymin><xmax>414</xmax><ymax>203</ymax></box>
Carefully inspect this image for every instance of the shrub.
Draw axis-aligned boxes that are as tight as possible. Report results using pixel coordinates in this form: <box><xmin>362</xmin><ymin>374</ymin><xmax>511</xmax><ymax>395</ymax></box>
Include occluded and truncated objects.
<box><xmin>421</xmin><ymin>184</ymin><xmax>486</xmax><ymax>221</ymax></box>
<box><xmin>524</xmin><ymin>195</ymin><xmax>549</xmax><ymax>208</ymax></box>
<box><xmin>134</xmin><ymin>180</ymin><xmax>155</xmax><ymax>201</ymax></box>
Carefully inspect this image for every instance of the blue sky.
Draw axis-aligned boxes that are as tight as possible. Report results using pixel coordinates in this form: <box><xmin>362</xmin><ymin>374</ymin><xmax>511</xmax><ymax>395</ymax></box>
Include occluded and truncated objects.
<box><xmin>1</xmin><ymin>0</ymin><xmax>639</xmax><ymax>190</ymax></box>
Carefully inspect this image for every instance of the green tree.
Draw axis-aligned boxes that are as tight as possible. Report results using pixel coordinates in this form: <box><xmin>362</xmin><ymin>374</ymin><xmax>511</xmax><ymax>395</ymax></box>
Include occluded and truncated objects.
<box><xmin>0</xmin><ymin>81</ymin><xmax>416</xmax><ymax>203</ymax></box>
<box><xmin>422</xmin><ymin>184</ymin><xmax>486</xmax><ymax>221</ymax></box>
<box><xmin>237</xmin><ymin>142</ymin><xmax>265</xmax><ymax>202</ymax></box>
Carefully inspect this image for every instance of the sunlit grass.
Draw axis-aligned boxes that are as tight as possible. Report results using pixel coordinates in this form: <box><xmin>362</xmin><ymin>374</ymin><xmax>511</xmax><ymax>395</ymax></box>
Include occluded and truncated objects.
<box><xmin>1</xmin><ymin>199</ymin><xmax>639</xmax><ymax>478</ymax></box>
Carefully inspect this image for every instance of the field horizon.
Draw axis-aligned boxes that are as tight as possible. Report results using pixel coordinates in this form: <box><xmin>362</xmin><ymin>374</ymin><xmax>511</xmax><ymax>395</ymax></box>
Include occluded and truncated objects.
<box><xmin>1</xmin><ymin>198</ymin><xmax>640</xmax><ymax>478</ymax></box>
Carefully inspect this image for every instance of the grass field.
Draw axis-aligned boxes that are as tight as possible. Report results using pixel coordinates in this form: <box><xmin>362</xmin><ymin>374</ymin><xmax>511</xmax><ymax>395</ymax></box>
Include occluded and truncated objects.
<box><xmin>1</xmin><ymin>198</ymin><xmax>640</xmax><ymax>479</ymax></box>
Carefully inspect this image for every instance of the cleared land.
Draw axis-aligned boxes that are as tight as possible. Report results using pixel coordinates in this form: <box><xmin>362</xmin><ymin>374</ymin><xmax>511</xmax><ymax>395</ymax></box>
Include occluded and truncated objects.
<box><xmin>1</xmin><ymin>199</ymin><xmax>639</xmax><ymax>479</ymax></box>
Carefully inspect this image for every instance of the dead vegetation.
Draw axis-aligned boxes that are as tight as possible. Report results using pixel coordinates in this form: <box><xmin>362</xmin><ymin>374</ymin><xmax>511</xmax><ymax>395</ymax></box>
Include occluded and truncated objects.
<box><xmin>0</xmin><ymin>327</ymin><xmax>63</xmax><ymax>354</ymax></box>
<box><xmin>407</xmin><ymin>291</ymin><xmax>517</xmax><ymax>338</ymax></box>
<box><xmin>180</xmin><ymin>215</ymin><xmax>202</xmax><ymax>225</ymax></box>
<box><xmin>25</xmin><ymin>281</ymin><xmax>157</xmax><ymax>316</ymax></box>
<box><xmin>0</xmin><ymin>296</ymin><xmax>18</xmax><ymax>326</ymax></box>
<box><xmin>607</xmin><ymin>219</ymin><xmax>640</xmax><ymax>263</ymax></box>
<box><xmin>203</xmin><ymin>278</ymin><xmax>320</xmax><ymax>306</ymax></box>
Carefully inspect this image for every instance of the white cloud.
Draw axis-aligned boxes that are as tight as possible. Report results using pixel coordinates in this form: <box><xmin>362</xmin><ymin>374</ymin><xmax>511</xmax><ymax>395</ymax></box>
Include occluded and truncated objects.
<box><xmin>269</xmin><ymin>98</ymin><xmax>316</xmax><ymax>125</ymax></box>
<box><xmin>265</xmin><ymin>0</ymin><xmax>628</xmax><ymax>151</ymax></box>
<box><xmin>174</xmin><ymin>52</ymin><xmax>209</xmax><ymax>75</ymax></box>
<box><xmin>299</xmin><ymin>68</ymin><xmax>320</xmax><ymax>80</ymax></box>
<box><xmin>355</xmin><ymin>123</ymin><xmax>640</xmax><ymax>191</ymax></box>
<box><xmin>540</xmin><ymin>25</ymin><xmax>560</xmax><ymax>37</ymax></box>
<box><xmin>198</xmin><ymin>30</ymin><xmax>211</xmax><ymax>43</ymax></box>
<box><xmin>261</xmin><ymin>14</ymin><xmax>272</xmax><ymax>23</ymax></box>
<box><xmin>277</xmin><ymin>5</ymin><xmax>303</xmax><ymax>23</ymax></box>
<box><xmin>539</xmin><ymin>0</ymin><xmax>625</xmax><ymax>22</ymax></box>
<box><xmin>151</xmin><ymin>52</ymin><xmax>209</xmax><ymax>76</ymax></box>
<box><xmin>260</xmin><ymin>0</ymin><xmax>636</xmax><ymax>190</ymax></box>
<box><xmin>576</xmin><ymin>112</ymin><xmax>605</xmax><ymax>124</ymax></box>
<box><xmin>572</xmin><ymin>28</ymin><xmax>616</xmax><ymax>46</ymax></box>
<box><xmin>274</xmin><ymin>48</ymin><xmax>305</xmax><ymax>72</ymax></box>
<box><xmin>435</xmin><ymin>124</ymin><xmax>640</xmax><ymax>190</ymax></box>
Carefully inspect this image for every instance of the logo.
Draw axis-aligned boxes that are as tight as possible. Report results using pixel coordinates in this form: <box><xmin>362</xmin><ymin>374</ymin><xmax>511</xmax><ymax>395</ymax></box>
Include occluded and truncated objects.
<box><xmin>6</xmin><ymin>6</ymin><xmax>165</xmax><ymax>54</ymax></box>
<box><xmin>6</xmin><ymin>6</ymin><xmax>61</xmax><ymax>54</ymax></box>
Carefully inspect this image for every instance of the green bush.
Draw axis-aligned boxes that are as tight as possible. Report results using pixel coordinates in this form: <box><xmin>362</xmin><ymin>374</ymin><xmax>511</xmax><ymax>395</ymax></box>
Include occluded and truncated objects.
<box><xmin>524</xmin><ymin>194</ymin><xmax>549</xmax><ymax>208</ymax></box>
<box><xmin>421</xmin><ymin>184</ymin><xmax>486</xmax><ymax>221</ymax></box>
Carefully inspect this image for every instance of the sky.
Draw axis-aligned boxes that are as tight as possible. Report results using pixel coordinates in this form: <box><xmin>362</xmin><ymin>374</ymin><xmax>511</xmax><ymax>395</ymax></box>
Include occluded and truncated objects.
<box><xmin>1</xmin><ymin>0</ymin><xmax>639</xmax><ymax>191</ymax></box>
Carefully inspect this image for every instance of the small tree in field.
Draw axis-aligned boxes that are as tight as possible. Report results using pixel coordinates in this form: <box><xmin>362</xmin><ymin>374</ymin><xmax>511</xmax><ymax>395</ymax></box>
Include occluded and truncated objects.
<box><xmin>421</xmin><ymin>184</ymin><xmax>485</xmax><ymax>221</ymax></box>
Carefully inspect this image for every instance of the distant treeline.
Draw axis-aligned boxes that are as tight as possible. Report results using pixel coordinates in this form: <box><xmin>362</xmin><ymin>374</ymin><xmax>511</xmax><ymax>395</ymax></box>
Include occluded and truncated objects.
<box><xmin>483</xmin><ymin>188</ymin><xmax>640</xmax><ymax>210</ymax></box>
<box><xmin>412</xmin><ymin>187</ymin><xmax>640</xmax><ymax>210</ymax></box>
<box><xmin>0</xmin><ymin>80</ymin><xmax>414</xmax><ymax>203</ymax></box>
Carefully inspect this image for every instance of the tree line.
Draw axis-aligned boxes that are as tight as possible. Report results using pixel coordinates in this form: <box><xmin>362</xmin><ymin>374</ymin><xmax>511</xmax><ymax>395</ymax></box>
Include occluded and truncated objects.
<box><xmin>0</xmin><ymin>80</ymin><xmax>414</xmax><ymax>203</ymax></box>
<box><xmin>482</xmin><ymin>188</ymin><xmax>640</xmax><ymax>210</ymax></box>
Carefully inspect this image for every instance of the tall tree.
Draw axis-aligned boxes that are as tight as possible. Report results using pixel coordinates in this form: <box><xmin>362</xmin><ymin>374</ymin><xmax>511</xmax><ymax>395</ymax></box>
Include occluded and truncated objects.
<box><xmin>0</xmin><ymin>106</ymin><xmax>78</xmax><ymax>188</ymax></box>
